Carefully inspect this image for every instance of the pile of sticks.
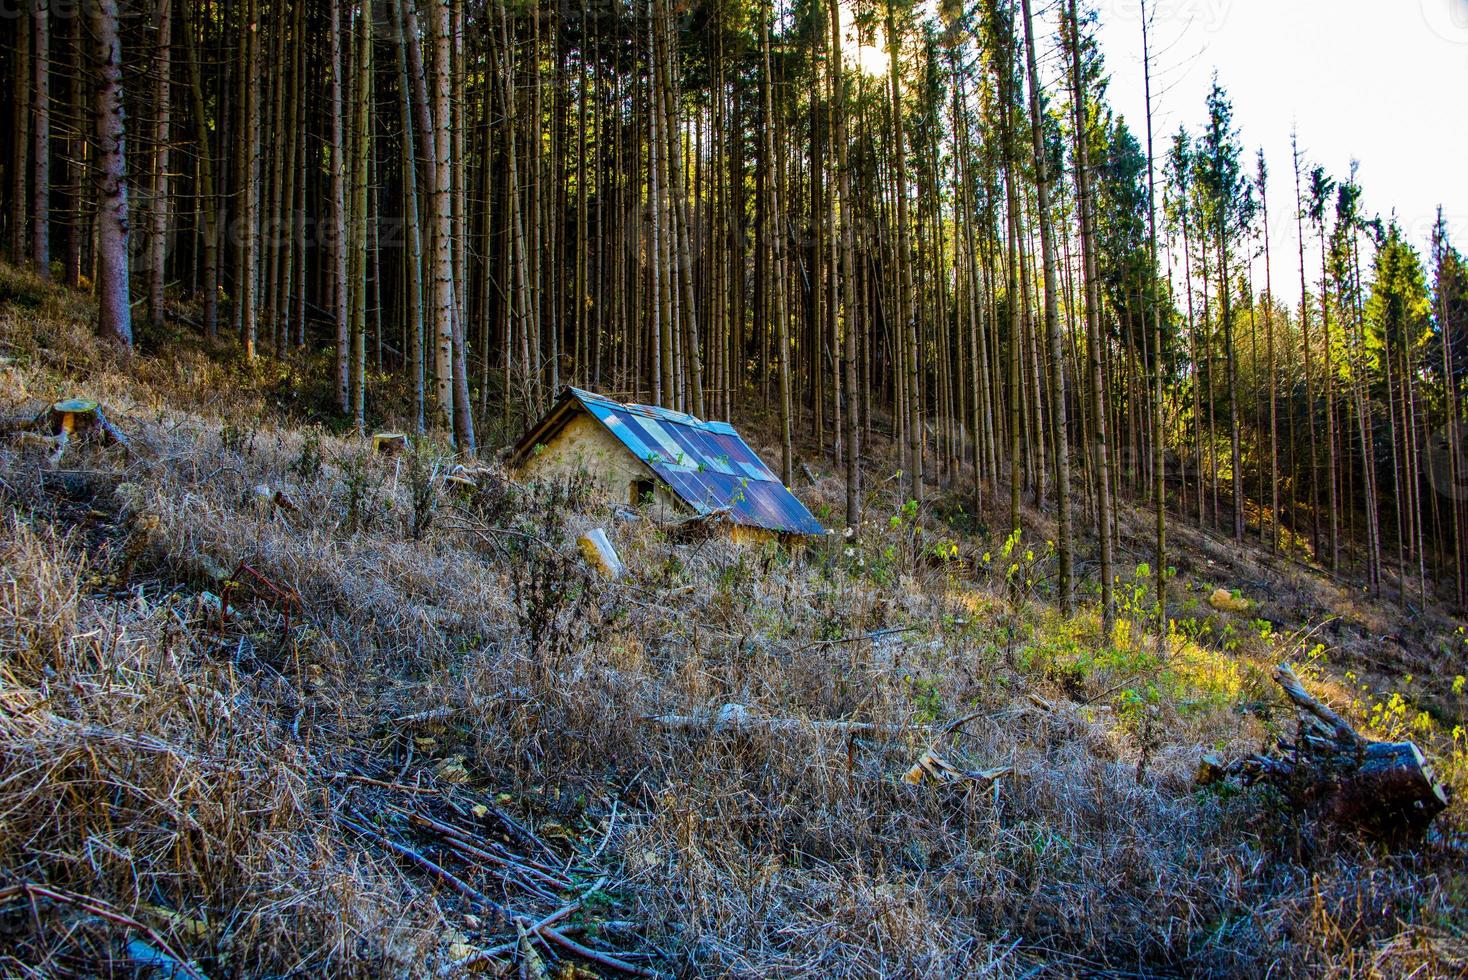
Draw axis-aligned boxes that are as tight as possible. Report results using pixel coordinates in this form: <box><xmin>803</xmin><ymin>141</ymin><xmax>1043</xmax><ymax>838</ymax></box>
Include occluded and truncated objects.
<box><xmin>335</xmin><ymin>788</ymin><xmax>652</xmax><ymax>977</ymax></box>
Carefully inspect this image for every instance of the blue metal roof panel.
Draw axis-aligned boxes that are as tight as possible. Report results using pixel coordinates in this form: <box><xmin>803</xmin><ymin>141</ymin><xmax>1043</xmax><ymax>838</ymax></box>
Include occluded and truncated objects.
<box><xmin>565</xmin><ymin>388</ymin><xmax>825</xmax><ymax>536</ymax></box>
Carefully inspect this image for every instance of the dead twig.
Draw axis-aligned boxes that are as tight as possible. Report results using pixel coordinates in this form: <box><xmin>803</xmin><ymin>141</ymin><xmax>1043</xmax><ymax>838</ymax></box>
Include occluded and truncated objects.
<box><xmin>0</xmin><ymin>883</ymin><xmax>206</xmax><ymax>980</ymax></box>
<box><xmin>337</xmin><ymin>814</ymin><xmax>512</xmax><ymax>921</ymax></box>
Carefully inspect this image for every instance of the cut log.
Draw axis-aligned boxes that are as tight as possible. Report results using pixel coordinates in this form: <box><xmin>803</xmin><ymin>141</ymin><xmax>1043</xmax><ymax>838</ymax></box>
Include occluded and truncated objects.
<box><xmin>643</xmin><ymin>703</ymin><xmax>905</xmax><ymax>736</ymax></box>
<box><xmin>578</xmin><ymin>528</ymin><xmax>625</xmax><ymax>580</ymax></box>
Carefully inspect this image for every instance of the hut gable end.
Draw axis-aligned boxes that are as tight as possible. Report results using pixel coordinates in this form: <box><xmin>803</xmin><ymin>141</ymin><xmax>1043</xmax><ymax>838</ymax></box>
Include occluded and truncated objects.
<box><xmin>515</xmin><ymin>410</ymin><xmax>668</xmax><ymax>509</ymax></box>
<box><xmin>510</xmin><ymin>388</ymin><xmax>827</xmax><ymax>538</ymax></box>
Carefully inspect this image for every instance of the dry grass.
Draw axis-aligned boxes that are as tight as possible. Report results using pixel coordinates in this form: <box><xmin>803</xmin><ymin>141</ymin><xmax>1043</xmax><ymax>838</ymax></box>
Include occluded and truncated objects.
<box><xmin>1</xmin><ymin>263</ymin><xmax>1465</xmax><ymax>977</ymax></box>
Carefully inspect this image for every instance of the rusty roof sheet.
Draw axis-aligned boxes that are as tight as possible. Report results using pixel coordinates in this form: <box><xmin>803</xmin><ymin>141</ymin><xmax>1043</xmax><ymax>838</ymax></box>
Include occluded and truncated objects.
<box><xmin>561</xmin><ymin>388</ymin><xmax>826</xmax><ymax>536</ymax></box>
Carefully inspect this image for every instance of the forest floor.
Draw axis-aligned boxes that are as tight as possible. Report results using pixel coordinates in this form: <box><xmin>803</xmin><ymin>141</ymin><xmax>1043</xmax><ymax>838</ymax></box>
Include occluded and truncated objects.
<box><xmin>1</xmin><ymin>262</ymin><xmax>1467</xmax><ymax>978</ymax></box>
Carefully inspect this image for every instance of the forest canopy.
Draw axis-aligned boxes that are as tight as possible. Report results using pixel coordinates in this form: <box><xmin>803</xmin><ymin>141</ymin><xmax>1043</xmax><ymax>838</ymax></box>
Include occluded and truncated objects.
<box><xmin>3</xmin><ymin>0</ymin><xmax>1467</xmax><ymax>617</ymax></box>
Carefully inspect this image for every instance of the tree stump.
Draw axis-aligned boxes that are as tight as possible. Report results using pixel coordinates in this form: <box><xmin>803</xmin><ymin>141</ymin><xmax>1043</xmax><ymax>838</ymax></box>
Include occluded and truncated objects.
<box><xmin>1324</xmin><ymin>740</ymin><xmax>1449</xmax><ymax>843</ymax></box>
<box><xmin>50</xmin><ymin>398</ymin><xmax>102</xmax><ymax>436</ymax></box>
<box><xmin>48</xmin><ymin>398</ymin><xmax>129</xmax><ymax>449</ymax></box>
<box><xmin>1202</xmin><ymin>664</ymin><xmax>1450</xmax><ymax>843</ymax></box>
<box><xmin>373</xmin><ymin>432</ymin><xmax>408</xmax><ymax>456</ymax></box>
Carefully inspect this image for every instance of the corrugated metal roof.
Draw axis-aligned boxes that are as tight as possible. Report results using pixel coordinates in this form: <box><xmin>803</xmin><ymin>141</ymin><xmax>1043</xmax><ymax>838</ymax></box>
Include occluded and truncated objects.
<box><xmin>541</xmin><ymin>388</ymin><xmax>827</xmax><ymax>537</ymax></box>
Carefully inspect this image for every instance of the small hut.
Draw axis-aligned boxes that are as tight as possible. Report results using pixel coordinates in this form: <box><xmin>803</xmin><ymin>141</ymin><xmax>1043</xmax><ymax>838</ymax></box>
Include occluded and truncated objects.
<box><xmin>510</xmin><ymin>388</ymin><xmax>826</xmax><ymax>544</ymax></box>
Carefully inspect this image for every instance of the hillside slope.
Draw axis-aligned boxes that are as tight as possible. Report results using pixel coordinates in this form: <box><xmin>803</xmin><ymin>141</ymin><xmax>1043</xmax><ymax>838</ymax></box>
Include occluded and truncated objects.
<box><xmin>1</xmin><ymin>267</ymin><xmax>1465</xmax><ymax>977</ymax></box>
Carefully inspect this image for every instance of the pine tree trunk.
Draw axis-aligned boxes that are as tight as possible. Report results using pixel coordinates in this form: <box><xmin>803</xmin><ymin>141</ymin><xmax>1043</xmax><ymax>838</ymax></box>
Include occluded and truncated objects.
<box><xmin>148</xmin><ymin>0</ymin><xmax>171</xmax><ymax>325</ymax></box>
<box><xmin>328</xmin><ymin>0</ymin><xmax>351</xmax><ymax>409</ymax></box>
<box><xmin>1218</xmin><ymin>202</ymin><xmax>1243</xmax><ymax>542</ymax></box>
<box><xmin>181</xmin><ymin>0</ymin><xmax>218</xmax><ymax>338</ymax></box>
<box><xmin>1022</xmin><ymin>0</ymin><xmax>1072</xmax><ymax>611</ymax></box>
<box><xmin>1141</xmin><ymin>0</ymin><xmax>1165</xmax><ymax>638</ymax></box>
<box><xmin>1320</xmin><ymin>220</ymin><xmax>1340</xmax><ymax>570</ymax></box>
<box><xmin>448</xmin><ymin>0</ymin><xmax>475</xmax><ymax>452</ymax></box>
<box><xmin>1292</xmin><ymin>137</ymin><xmax>1321</xmax><ymax>563</ymax></box>
<box><xmin>830</xmin><ymin>0</ymin><xmax>860</xmax><ymax>531</ymax></box>
<box><xmin>239</xmin><ymin>0</ymin><xmax>260</xmax><ymax>359</ymax></box>
<box><xmin>761</xmin><ymin>9</ymin><xmax>793</xmax><ymax>486</ymax></box>
<box><xmin>392</xmin><ymin>0</ymin><xmax>428</xmax><ymax>434</ymax></box>
<box><xmin>92</xmin><ymin>0</ymin><xmax>132</xmax><ymax>347</ymax></box>
<box><xmin>63</xmin><ymin>6</ymin><xmax>83</xmax><ymax>288</ymax></box>
<box><xmin>350</xmin><ymin>0</ymin><xmax>373</xmax><ymax>431</ymax></box>
<box><xmin>1259</xmin><ymin>155</ymin><xmax>1279</xmax><ymax>554</ymax></box>
<box><xmin>657</xmin><ymin>0</ymin><xmax>703</xmax><ymax>418</ymax></box>
<box><xmin>11</xmin><ymin>8</ymin><xmax>30</xmax><ymax>264</ymax></box>
<box><xmin>1067</xmin><ymin>0</ymin><xmax>1114</xmax><ymax>630</ymax></box>
<box><xmin>886</xmin><ymin>0</ymin><xmax>921</xmax><ymax>503</ymax></box>
<box><xmin>31</xmin><ymin>0</ymin><xmax>50</xmax><ymax>280</ymax></box>
<box><xmin>428</xmin><ymin>0</ymin><xmax>458</xmax><ymax>435</ymax></box>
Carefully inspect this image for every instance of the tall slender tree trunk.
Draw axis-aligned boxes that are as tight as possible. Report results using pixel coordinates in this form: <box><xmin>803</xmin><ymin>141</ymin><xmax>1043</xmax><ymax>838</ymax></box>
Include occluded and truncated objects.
<box><xmin>1141</xmin><ymin>0</ymin><xmax>1165</xmax><ymax>640</ymax></box>
<box><xmin>1259</xmin><ymin>153</ymin><xmax>1279</xmax><ymax>553</ymax></box>
<box><xmin>92</xmin><ymin>0</ymin><xmax>132</xmax><ymax>347</ymax></box>
<box><xmin>1067</xmin><ymin>0</ymin><xmax>1114</xmax><ymax>631</ymax></box>
<box><xmin>658</xmin><ymin>0</ymin><xmax>703</xmax><ymax>418</ymax></box>
<box><xmin>329</xmin><ymin>0</ymin><xmax>351</xmax><ymax>409</ymax></box>
<box><xmin>11</xmin><ymin>8</ymin><xmax>30</xmax><ymax>264</ymax></box>
<box><xmin>63</xmin><ymin>6</ymin><xmax>82</xmax><ymax>288</ymax></box>
<box><xmin>761</xmin><ymin>8</ymin><xmax>793</xmax><ymax>485</ymax></box>
<box><xmin>1318</xmin><ymin>215</ymin><xmax>1340</xmax><ymax>570</ymax></box>
<box><xmin>181</xmin><ymin>0</ymin><xmax>218</xmax><ymax>338</ymax></box>
<box><xmin>886</xmin><ymin>0</ymin><xmax>920</xmax><ymax>503</ymax></box>
<box><xmin>148</xmin><ymin>0</ymin><xmax>172</xmax><ymax>325</ymax></box>
<box><xmin>1292</xmin><ymin>136</ymin><xmax>1321</xmax><ymax>563</ymax></box>
<box><xmin>392</xmin><ymin>0</ymin><xmax>427</xmax><ymax>433</ymax></box>
<box><xmin>649</xmin><ymin>3</ymin><xmax>673</xmax><ymax>408</ymax></box>
<box><xmin>31</xmin><ymin>0</ymin><xmax>50</xmax><ymax>280</ymax></box>
<box><xmin>239</xmin><ymin>0</ymin><xmax>260</xmax><ymax>359</ymax></box>
<box><xmin>448</xmin><ymin>0</ymin><xmax>474</xmax><ymax>452</ymax></box>
<box><xmin>350</xmin><ymin>0</ymin><xmax>373</xmax><ymax>431</ymax></box>
<box><xmin>830</xmin><ymin>0</ymin><xmax>860</xmax><ymax>531</ymax></box>
<box><xmin>428</xmin><ymin>0</ymin><xmax>458</xmax><ymax>435</ymax></box>
<box><xmin>1436</xmin><ymin>213</ymin><xmax>1465</xmax><ymax>606</ymax></box>
<box><xmin>1023</xmin><ymin>0</ymin><xmax>1072</xmax><ymax>612</ymax></box>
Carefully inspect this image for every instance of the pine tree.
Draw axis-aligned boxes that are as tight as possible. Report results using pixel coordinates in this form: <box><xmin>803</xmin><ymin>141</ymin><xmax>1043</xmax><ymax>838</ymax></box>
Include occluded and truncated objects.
<box><xmin>31</xmin><ymin>0</ymin><xmax>50</xmax><ymax>281</ymax></box>
<box><xmin>92</xmin><ymin>0</ymin><xmax>132</xmax><ymax>347</ymax></box>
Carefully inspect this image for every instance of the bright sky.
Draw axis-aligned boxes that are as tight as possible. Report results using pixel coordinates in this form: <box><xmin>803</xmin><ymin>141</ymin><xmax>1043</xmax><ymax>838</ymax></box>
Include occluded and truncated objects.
<box><xmin>1095</xmin><ymin>0</ymin><xmax>1468</xmax><ymax>306</ymax></box>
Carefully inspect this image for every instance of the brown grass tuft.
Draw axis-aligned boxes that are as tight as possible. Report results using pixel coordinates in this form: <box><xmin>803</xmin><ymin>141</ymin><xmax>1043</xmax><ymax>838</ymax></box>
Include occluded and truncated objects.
<box><xmin>2</xmin><ymin>262</ymin><xmax>1465</xmax><ymax>977</ymax></box>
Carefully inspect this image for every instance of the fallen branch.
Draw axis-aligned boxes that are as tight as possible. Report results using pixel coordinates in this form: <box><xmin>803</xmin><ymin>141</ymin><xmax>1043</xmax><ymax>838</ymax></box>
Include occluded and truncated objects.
<box><xmin>642</xmin><ymin>702</ymin><xmax>910</xmax><ymax>737</ymax></box>
<box><xmin>392</xmin><ymin>705</ymin><xmax>460</xmax><ymax>727</ymax></box>
<box><xmin>791</xmin><ymin>625</ymin><xmax>921</xmax><ymax>654</ymax></box>
<box><xmin>1271</xmin><ymin>664</ymin><xmax>1365</xmax><ymax>753</ymax></box>
<box><xmin>329</xmin><ymin>771</ymin><xmax>441</xmax><ymax>795</ymax></box>
<box><xmin>535</xmin><ymin>921</ymin><xmax>653</xmax><ymax>976</ymax></box>
<box><xmin>338</xmin><ymin>814</ymin><xmax>512</xmax><ymax>921</ymax></box>
<box><xmin>902</xmin><ymin>750</ymin><xmax>1012</xmax><ymax>787</ymax></box>
<box><xmin>393</xmin><ymin>806</ymin><xmax>573</xmax><ymax>892</ymax></box>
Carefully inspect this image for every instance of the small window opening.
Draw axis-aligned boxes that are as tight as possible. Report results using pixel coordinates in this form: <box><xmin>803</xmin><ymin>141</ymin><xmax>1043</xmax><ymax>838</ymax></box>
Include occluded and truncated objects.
<box><xmin>631</xmin><ymin>479</ymin><xmax>656</xmax><ymax>507</ymax></box>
